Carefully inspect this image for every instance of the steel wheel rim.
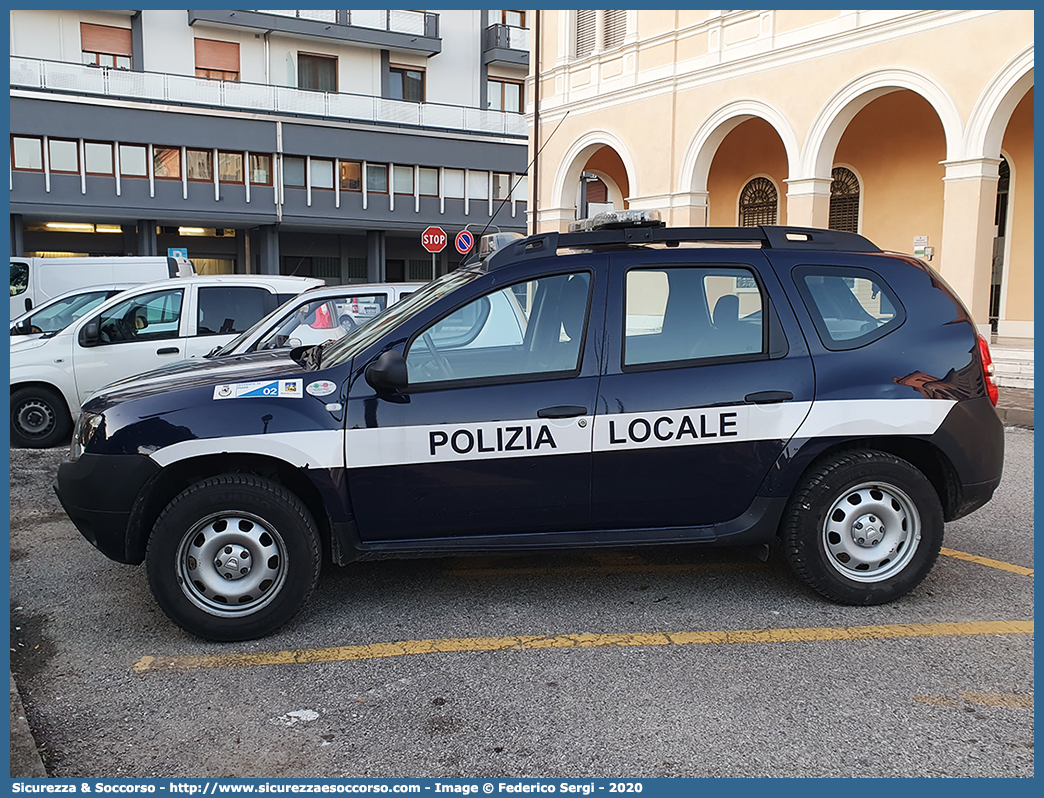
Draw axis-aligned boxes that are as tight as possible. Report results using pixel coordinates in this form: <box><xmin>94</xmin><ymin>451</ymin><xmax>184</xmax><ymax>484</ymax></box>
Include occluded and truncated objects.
<box><xmin>175</xmin><ymin>511</ymin><xmax>288</xmax><ymax>617</ymax></box>
<box><xmin>16</xmin><ymin>399</ymin><xmax>55</xmax><ymax>437</ymax></box>
<box><xmin>821</xmin><ymin>480</ymin><xmax>921</xmax><ymax>583</ymax></box>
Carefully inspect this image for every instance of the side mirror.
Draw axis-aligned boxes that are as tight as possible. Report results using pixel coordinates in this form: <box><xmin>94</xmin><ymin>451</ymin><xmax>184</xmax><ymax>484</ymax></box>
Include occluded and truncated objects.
<box><xmin>365</xmin><ymin>349</ymin><xmax>408</xmax><ymax>392</ymax></box>
<box><xmin>79</xmin><ymin>319</ymin><xmax>101</xmax><ymax>347</ymax></box>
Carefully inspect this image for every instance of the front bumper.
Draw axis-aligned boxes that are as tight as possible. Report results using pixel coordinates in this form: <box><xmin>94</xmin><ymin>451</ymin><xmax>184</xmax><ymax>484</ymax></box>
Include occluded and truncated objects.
<box><xmin>55</xmin><ymin>453</ymin><xmax>160</xmax><ymax>564</ymax></box>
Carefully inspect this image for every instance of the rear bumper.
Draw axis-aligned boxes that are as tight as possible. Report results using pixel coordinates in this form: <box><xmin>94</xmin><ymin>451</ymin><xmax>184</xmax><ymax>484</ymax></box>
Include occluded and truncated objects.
<box><xmin>930</xmin><ymin>397</ymin><xmax>1005</xmax><ymax>520</ymax></box>
<box><xmin>55</xmin><ymin>453</ymin><xmax>160</xmax><ymax>564</ymax></box>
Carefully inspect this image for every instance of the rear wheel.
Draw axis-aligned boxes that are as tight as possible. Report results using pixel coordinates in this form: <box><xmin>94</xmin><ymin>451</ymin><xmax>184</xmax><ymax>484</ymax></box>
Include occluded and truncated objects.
<box><xmin>146</xmin><ymin>475</ymin><xmax>322</xmax><ymax>641</ymax></box>
<box><xmin>10</xmin><ymin>385</ymin><xmax>72</xmax><ymax>449</ymax></box>
<box><xmin>782</xmin><ymin>450</ymin><xmax>944</xmax><ymax>605</ymax></box>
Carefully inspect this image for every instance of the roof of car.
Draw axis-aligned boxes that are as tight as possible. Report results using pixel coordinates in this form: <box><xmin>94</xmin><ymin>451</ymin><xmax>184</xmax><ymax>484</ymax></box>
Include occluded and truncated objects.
<box><xmin>479</xmin><ymin>224</ymin><xmax>882</xmax><ymax>272</ymax></box>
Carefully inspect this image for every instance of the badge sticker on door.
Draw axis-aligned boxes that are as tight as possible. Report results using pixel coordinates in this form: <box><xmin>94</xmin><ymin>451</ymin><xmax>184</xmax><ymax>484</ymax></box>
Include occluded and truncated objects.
<box><xmin>306</xmin><ymin>380</ymin><xmax>338</xmax><ymax>397</ymax></box>
<box><xmin>213</xmin><ymin>379</ymin><xmax>304</xmax><ymax>400</ymax></box>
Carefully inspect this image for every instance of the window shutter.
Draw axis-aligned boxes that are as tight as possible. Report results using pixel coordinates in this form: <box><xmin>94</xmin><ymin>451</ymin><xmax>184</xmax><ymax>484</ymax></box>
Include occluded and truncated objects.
<box><xmin>574</xmin><ymin>10</ymin><xmax>596</xmax><ymax>58</ymax></box>
<box><xmin>80</xmin><ymin>23</ymin><xmax>132</xmax><ymax>56</ymax></box>
<box><xmin>604</xmin><ymin>10</ymin><xmax>627</xmax><ymax>49</ymax></box>
<box><xmin>194</xmin><ymin>39</ymin><xmax>240</xmax><ymax>73</ymax></box>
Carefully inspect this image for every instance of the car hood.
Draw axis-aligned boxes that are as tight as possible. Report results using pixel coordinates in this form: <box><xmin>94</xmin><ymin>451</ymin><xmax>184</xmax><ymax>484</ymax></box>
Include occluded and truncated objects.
<box><xmin>90</xmin><ymin>350</ymin><xmax>308</xmax><ymax>404</ymax></box>
<box><xmin>9</xmin><ymin>334</ymin><xmax>54</xmax><ymax>354</ymax></box>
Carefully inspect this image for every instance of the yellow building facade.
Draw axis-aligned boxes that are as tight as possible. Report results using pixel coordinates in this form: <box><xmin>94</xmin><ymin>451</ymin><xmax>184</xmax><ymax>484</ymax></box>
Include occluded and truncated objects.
<box><xmin>528</xmin><ymin>10</ymin><xmax>1034</xmax><ymax>339</ymax></box>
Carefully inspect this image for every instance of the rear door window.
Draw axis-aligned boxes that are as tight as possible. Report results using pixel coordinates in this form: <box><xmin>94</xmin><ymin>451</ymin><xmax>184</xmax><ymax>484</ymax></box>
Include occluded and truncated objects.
<box><xmin>197</xmin><ymin>287</ymin><xmax>272</xmax><ymax>335</ymax></box>
<box><xmin>624</xmin><ymin>266</ymin><xmax>764</xmax><ymax>367</ymax></box>
<box><xmin>794</xmin><ymin>266</ymin><xmax>905</xmax><ymax>350</ymax></box>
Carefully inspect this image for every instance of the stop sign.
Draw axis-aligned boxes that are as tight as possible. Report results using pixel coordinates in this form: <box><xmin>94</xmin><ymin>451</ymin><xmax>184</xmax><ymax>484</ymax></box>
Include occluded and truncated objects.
<box><xmin>421</xmin><ymin>226</ymin><xmax>447</xmax><ymax>253</ymax></box>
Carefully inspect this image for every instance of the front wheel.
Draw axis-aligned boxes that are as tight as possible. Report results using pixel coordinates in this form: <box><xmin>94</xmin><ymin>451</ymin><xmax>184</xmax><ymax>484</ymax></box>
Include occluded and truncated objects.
<box><xmin>10</xmin><ymin>385</ymin><xmax>72</xmax><ymax>449</ymax></box>
<box><xmin>782</xmin><ymin>450</ymin><xmax>944</xmax><ymax>605</ymax></box>
<box><xmin>146</xmin><ymin>475</ymin><xmax>322</xmax><ymax>641</ymax></box>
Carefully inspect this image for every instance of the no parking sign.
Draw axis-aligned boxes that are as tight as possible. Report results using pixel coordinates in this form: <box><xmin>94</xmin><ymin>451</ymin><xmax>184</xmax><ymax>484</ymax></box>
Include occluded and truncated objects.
<box><xmin>455</xmin><ymin>230</ymin><xmax>474</xmax><ymax>254</ymax></box>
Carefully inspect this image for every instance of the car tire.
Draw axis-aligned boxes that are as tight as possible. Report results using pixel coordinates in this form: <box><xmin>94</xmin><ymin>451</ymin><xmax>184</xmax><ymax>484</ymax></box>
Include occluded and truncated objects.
<box><xmin>338</xmin><ymin>315</ymin><xmax>357</xmax><ymax>331</ymax></box>
<box><xmin>782</xmin><ymin>450</ymin><xmax>944</xmax><ymax>605</ymax></box>
<box><xmin>145</xmin><ymin>474</ymin><xmax>322</xmax><ymax>641</ymax></box>
<box><xmin>10</xmin><ymin>385</ymin><xmax>72</xmax><ymax>449</ymax></box>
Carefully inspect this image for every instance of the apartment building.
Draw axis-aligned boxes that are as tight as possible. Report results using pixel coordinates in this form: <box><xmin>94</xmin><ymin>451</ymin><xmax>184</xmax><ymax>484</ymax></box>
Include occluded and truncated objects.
<box><xmin>10</xmin><ymin>9</ymin><xmax>531</xmax><ymax>283</ymax></box>
<box><xmin>529</xmin><ymin>10</ymin><xmax>1033</xmax><ymax>340</ymax></box>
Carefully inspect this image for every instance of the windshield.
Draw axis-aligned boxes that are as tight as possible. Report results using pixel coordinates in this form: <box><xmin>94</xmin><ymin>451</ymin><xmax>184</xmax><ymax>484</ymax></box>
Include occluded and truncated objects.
<box><xmin>11</xmin><ymin>289</ymin><xmax>113</xmax><ymax>335</ymax></box>
<box><xmin>321</xmin><ymin>269</ymin><xmax>483</xmax><ymax>368</ymax></box>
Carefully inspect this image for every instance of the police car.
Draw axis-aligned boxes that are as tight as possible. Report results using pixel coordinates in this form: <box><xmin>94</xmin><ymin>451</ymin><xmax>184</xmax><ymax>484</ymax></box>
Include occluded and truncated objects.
<box><xmin>55</xmin><ymin>212</ymin><xmax>1004</xmax><ymax>641</ymax></box>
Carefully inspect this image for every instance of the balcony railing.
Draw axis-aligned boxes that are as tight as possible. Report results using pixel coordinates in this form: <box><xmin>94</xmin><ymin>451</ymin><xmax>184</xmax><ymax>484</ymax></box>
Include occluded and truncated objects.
<box><xmin>484</xmin><ymin>24</ymin><xmax>530</xmax><ymax>52</ymax></box>
<box><xmin>249</xmin><ymin>9</ymin><xmax>439</xmax><ymax>39</ymax></box>
<box><xmin>11</xmin><ymin>56</ymin><xmax>527</xmax><ymax>137</ymax></box>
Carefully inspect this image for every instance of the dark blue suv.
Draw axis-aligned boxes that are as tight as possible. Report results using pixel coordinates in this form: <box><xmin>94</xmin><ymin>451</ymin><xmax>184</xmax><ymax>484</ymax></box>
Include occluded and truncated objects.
<box><xmin>55</xmin><ymin>214</ymin><xmax>1004</xmax><ymax>640</ymax></box>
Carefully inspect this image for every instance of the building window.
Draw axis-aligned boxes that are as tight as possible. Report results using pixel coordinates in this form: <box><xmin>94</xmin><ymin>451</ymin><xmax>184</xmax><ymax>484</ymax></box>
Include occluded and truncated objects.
<box><xmin>739</xmin><ymin>177</ymin><xmax>778</xmax><ymax>227</ymax></box>
<box><xmin>444</xmin><ymin>169</ymin><xmax>465</xmax><ymax>199</ymax></box>
<box><xmin>250</xmin><ymin>154</ymin><xmax>272</xmax><ymax>185</ymax></box>
<box><xmin>604</xmin><ymin>10</ymin><xmax>627</xmax><ymax>50</ymax></box>
<box><xmin>194</xmin><ymin>38</ymin><xmax>240</xmax><ymax>82</ymax></box>
<box><xmin>366</xmin><ymin>164</ymin><xmax>388</xmax><ymax>193</ymax></box>
<box><xmin>393</xmin><ymin>165</ymin><xmax>414</xmax><ymax>195</ymax></box>
<box><xmin>487</xmin><ymin>78</ymin><xmax>522</xmax><ymax>112</ymax></box>
<box><xmin>340</xmin><ymin>161</ymin><xmax>362</xmax><ymax>191</ymax></box>
<box><xmin>283</xmin><ymin>156</ymin><xmax>305</xmax><ymax>187</ymax></box>
<box><xmin>154</xmin><ymin>146</ymin><xmax>181</xmax><ymax>179</ymax></box>
<box><xmin>468</xmin><ymin>171</ymin><xmax>489</xmax><ymax>200</ymax></box>
<box><xmin>493</xmin><ymin>173</ymin><xmax>512</xmax><ymax>201</ymax></box>
<box><xmin>298</xmin><ymin>53</ymin><xmax>337</xmax><ymax>92</ymax></box>
<box><xmin>80</xmin><ymin>22</ymin><xmax>132</xmax><ymax>70</ymax></box>
<box><xmin>11</xmin><ymin>136</ymin><xmax>43</xmax><ymax>171</ymax></box>
<box><xmin>492</xmin><ymin>10</ymin><xmax>527</xmax><ymax>27</ymax></box>
<box><xmin>829</xmin><ymin>167</ymin><xmax>860</xmax><ymax>234</ymax></box>
<box><xmin>48</xmin><ymin>139</ymin><xmax>79</xmax><ymax>174</ymax></box>
<box><xmin>84</xmin><ymin>142</ymin><xmax>114</xmax><ymax>175</ymax></box>
<box><xmin>186</xmin><ymin>149</ymin><xmax>213</xmax><ymax>181</ymax></box>
<box><xmin>218</xmin><ymin>152</ymin><xmax>243</xmax><ymax>183</ymax></box>
<box><xmin>119</xmin><ymin>144</ymin><xmax>147</xmax><ymax>177</ymax></box>
<box><xmin>312</xmin><ymin>159</ymin><xmax>335</xmax><ymax>189</ymax></box>
<box><xmin>418</xmin><ymin>167</ymin><xmax>439</xmax><ymax>197</ymax></box>
<box><xmin>574</xmin><ymin>10</ymin><xmax>596</xmax><ymax>58</ymax></box>
<box><xmin>408</xmin><ymin>259</ymin><xmax>433</xmax><ymax>281</ymax></box>
<box><xmin>389</xmin><ymin>67</ymin><xmax>425</xmax><ymax>102</ymax></box>
<box><xmin>346</xmin><ymin>258</ymin><xmax>367</xmax><ymax>280</ymax></box>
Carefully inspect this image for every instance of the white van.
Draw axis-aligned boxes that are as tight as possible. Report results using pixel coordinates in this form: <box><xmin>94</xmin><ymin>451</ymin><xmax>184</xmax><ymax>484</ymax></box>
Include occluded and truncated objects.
<box><xmin>10</xmin><ymin>256</ymin><xmax>195</xmax><ymax>319</ymax></box>
<box><xmin>10</xmin><ymin>273</ymin><xmax>322</xmax><ymax>448</ymax></box>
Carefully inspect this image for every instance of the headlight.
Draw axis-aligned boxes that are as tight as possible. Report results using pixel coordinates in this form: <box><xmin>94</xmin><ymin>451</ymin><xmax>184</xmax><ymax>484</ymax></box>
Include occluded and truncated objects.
<box><xmin>69</xmin><ymin>411</ymin><xmax>104</xmax><ymax>462</ymax></box>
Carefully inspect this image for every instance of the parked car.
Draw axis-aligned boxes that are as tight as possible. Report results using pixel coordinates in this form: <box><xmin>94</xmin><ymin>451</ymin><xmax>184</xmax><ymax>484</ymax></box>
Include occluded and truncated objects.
<box><xmin>55</xmin><ymin>213</ymin><xmax>1003</xmax><ymax>641</ymax></box>
<box><xmin>10</xmin><ymin>274</ymin><xmax>322</xmax><ymax>447</ymax></box>
<box><xmin>11</xmin><ymin>283</ymin><xmax>137</xmax><ymax>340</ymax></box>
<box><xmin>10</xmin><ymin>255</ymin><xmax>195</xmax><ymax>319</ymax></box>
<box><xmin>209</xmin><ymin>282</ymin><xmax>423</xmax><ymax>357</ymax></box>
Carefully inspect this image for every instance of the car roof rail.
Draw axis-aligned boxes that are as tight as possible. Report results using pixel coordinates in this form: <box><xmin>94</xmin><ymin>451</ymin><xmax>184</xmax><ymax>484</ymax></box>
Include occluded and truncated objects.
<box><xmin>482</xmin><ymin>224</ymin><xmax>881</xmax><ymax>270</ymax></box>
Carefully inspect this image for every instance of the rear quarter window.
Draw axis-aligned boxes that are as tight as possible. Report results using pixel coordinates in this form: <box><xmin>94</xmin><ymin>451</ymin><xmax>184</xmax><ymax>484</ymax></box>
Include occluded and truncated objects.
<box><xmin>793</xmin><ymin>265</ymin><xmax>905</xmax><ymax>351</ymax></box>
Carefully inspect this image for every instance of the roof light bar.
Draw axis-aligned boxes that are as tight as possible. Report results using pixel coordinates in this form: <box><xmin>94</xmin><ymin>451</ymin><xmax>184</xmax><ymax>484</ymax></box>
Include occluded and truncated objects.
<box><xmin>568</xmin><ymin>209</ymin><xmax>664</xmax><ymax>233</ymax></box>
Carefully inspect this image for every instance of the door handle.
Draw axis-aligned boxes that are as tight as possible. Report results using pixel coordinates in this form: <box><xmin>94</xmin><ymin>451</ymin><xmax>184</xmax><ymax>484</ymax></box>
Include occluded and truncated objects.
<box><xmin>537</xmin><ymin>405</ymin><xmax>587</xmax><ymax>419</ymax></box>
<box><xmin>744</xmin><ymin>390</ymin><xmax>793</xmax><ymax>404</ymax></box>
<box><xmin>157</xmin><ymin>347</ymin><xmax>180</xmax><ymax>355</ymax></box>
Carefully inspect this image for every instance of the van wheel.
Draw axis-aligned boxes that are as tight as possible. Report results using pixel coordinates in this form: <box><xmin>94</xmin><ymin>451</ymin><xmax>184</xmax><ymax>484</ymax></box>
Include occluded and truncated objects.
<box><xmin>10</xmin><ymin>386</ymin><xmax>72</xmax><ymax>449</ymax></box>
<box><xmin>146</xmin><ymin>475</ymin><xmax>322</xmax><ymax>641</ymax></box>
<box><xmin>782</xmin><ymin>450</ymin><xmax>944</xmax><ymax>605</ymax></box>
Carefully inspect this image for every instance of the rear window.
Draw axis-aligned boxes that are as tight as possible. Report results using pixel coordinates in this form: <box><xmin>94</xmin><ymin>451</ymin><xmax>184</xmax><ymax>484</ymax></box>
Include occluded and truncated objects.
<box><xmin>197</xmin><ymin>287</ymin><xmax>272</xmax><ymax>336</ymax></box>
<box><xmin>794</xmin><ymin>265</ymin><xmax>904</xmax><ymax>350</ymax></box>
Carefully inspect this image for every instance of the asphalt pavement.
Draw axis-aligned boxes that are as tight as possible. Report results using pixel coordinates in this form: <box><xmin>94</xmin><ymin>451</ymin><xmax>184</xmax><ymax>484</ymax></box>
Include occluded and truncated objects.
<box><xmin>9</xmin><ymin>394</ymin><xmax>1033</xmax><ymax>778</ymax></box>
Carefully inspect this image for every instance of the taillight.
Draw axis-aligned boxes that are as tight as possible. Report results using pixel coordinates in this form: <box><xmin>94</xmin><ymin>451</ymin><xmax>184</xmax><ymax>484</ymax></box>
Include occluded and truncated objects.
<box><xmin>977</xmin><ymin>334</ymin><xmax>999</xmax><ymax>406</ymax></box>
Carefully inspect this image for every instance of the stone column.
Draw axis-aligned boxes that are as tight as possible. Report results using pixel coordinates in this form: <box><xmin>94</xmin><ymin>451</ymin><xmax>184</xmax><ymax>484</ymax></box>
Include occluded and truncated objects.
<box><xmin>939</xmin><ymin>158</ymin><xmax>1000</xmax><ymax>337</ymax></box>
<box><xmin>10</xmin><ymin>214</ymin><xmax>24</xmax><ymax>256</ymax></box>
<box><xmin>366</xmin><ymin>230</ymin><xmax>386</xmax><ymax>282</ymax></box>
<box><xmin>256</xmin><ymin>225</ymin><xmax>281</xmax><ymax>275</ymax></box>
<box><xmin>136</xmin><ymin>219</ymin><xmax>158</xmax><ymax>256</ymax></box>
<box><xmin>784</xmin><ymin>177</ymin><xmax>831</xmax><ymax>228</ymax></box>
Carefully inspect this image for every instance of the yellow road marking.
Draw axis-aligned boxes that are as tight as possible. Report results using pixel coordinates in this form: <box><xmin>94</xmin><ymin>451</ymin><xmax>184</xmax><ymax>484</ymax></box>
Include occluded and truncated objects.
<box><xmin>939</xmin><ymin>547</ymin><xmax>1034</xmax><ymax>577</ymax></box>
<box><xmin>133</xmin><ymin>619</ymin><xmax>1033</xmax><ymax>673</ymax></box>
<box><xmin>913</xmin><ymin>692</ymin><xmax>1032</xmax><ymax>709</ymax></box>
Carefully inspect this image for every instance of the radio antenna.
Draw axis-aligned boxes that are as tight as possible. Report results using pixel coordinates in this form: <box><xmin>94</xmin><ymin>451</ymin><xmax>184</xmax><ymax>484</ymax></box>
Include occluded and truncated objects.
<box><xmin>462</xmin><ymin>110</ymin><xmax>570</xmax><ymax>264</ymax></box>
